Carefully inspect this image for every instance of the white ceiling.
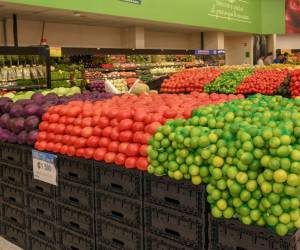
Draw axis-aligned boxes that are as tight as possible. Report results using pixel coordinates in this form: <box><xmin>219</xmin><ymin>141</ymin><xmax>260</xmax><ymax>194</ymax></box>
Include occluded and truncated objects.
<box><xmin>0</xmin><ymin>1</ymin><xmax>249</xmax><ymax>35</ymax></box>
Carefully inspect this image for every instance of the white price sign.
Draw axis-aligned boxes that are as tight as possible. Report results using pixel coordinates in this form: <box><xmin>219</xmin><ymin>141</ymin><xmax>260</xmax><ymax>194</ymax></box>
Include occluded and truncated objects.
<box><xmin>32</xmin><ymin>150</ymin><xmax>58</xmax><ymax>185</ymax></box>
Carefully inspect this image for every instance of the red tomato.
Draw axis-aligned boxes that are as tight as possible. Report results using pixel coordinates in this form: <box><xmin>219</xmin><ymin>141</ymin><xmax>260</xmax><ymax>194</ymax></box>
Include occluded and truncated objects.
<box><xmin>136</xmin><ymin>157</ymin><xmax>148</xmax><ymax>171</ymax></box>
<box><xmin>83</xmin><ymin>148</ymin><xmax>95</xmax><ymax>159</ymax></box>
<box><xmin>119</xmin><ymin>131</ymin><xmax>133</xmax><ymax>142</ymax></box>
<box><xmin>76</xmin><ymin>148</ymin><xmax>85</xmax><ymax>157</ymax></box>
<box><xmin>59</xmin><ymin>116</ymin><xmax>67</xmax><ymax>124</ymax></box>
<box><xmin>73</xmin><ymin>117</ymin><xmax>82</xmax><ymax>126</ymax></box>
<box><xmin>45</xmin><ymin>142</ymin><xmax>54</xmax><ymax>151</ymax></box>
<box><xmin>67</xmin><ymin>146</ymin><xmax>76</xmax><ymax>156</ymax></box>
<box><xmin>110</xmin><ymin>118</ymin><xmax>119</xmax><ymax>127</ymax></box>
<box><xmin>118</xmin><ymin>142</ymin><xmax>129</xmax><ymax>153</ymax></box>
<box><xmin>81</xmin><ymin>127</ymin><xmax>93</xmax><ymax>138</ymax></box>
<box><xmin>146</xmin><ymin>122</ymin><xmax>161</xmax><ymax>134</ymax></box>
<box><xmin>132</xmin><ymin>122</ymin><xmax>144</xmax><ymax>132</ymax></box>
<box><xmin>60</xmin><ymin>145</ymin><xmax>68</xmax><ymax>154</ymax></box>
<box><xmin>94</xmin><ymin>148</ymin><xmax>107</xmax><ymax>161</ymax></box>
<box><xmin>104</xmin><ymin>152</ymin><xmax>116</xmax><ymax>163</ymax></box>
<box><xmin>66</xmin><ymin>125</ymin><xmax>74</xmax><ymax>135</ymax></box>
<box><xmin>118</xmin><ymin>119</ymin><xmax>133</xmax><ymax>131</ymax></box>
<box><xmin>74</xmin><ymin>137</ymin><xmax>87</xmax><ymax>148</ymax></box>
<box><xmin>54</xmin><ymin>134</ymin><xmax>63</xmax><ymax>143</ymax></box>
<box><xmin>110</xmin><ymin>128</ymin><xmax>119</xmax><ymax>141</ymax></box>
<box><xmin>98</xmin><ymin>117</ymin><xmax>110</xmax><ymax>128</ymax></box>
<box><xmin>86</xmin><ymin>136</ymin><xmax>100</xmax><ymax>148</ymax></box>
<box><xmin>102</xmin><ymin>126</ymin><xmax>112</xmax><ymax>137</ymax></box>
<box><xmin>133</xmin><ymin>131</ymin><xmax>144</xmax><ymax>143</ymax></box>
<box><xmin>53</xmin><ymin>143</ymin><xmax>62</xmax><ymax>153</ymax></box>
<box><xmin>66</xmin><ymin>117</ymin><xmax>75</xmax><ymax>125</ymax></box>
<box><xmin>56</xmin><ymin>124</ymin><xmax>66</xmax><ymax>134</ymax></box>
<box><xmin>71</xmin><ymin>126</ymin><xmax>82</xmax><ymax>136</ymax></box>
<box><xmin>115</xmin><ymin>153</ymin><xmax>126</xmax><ymax>165</ymax></box>
<box><xmin>141</xmin><ymin>133</ymin><xmax>152</xmax><ymax>145</ymax></box>
<box><xmin>69</xmin><ymin>136</ymin><xmax>77</xmax><ymax>146</ymax></box>
<box><xmin>67</xmin><ymin>106</ymin><xmax>82</xmax><ymax>117</ymax></box>
<box><xmin>93</xmin><ymin>126</ymin><xmax>102</xmax><ymax>136</ymax></box>
<box><xmin>92</xmin><ymin>116</ymin><xmax>100</xmax><ymax>126</ymax></box>
<box><xmin>82</xmin><ymin>117</ymin><xmax>92</xmax><ymax>127</ymax></box>
<box><xmin>37</xmin><ymin>141</ymin><xmax>47</xmax><ymax>151</ymax></box>
<box><xmin>99</xmin><ymin>137</ymin><xmax>111</xmax><ymax>147</ymax></box>
<box><xmin>139</xmin><ymin>145</ymin><xmax>148</xmax><ymax>156</ymax></box>
<box><xmin>49</xmin><ymin>113</ymin><xmax>60</xmax><ymax>123</ymax></box>
<box><xmin>108</xmin><ymin>141</ymin><xmax>120</xmax><ymax>152</ymax></box>
<box><xmin>37</xmin><ymin>131</ymin><xmax>47</xmax><ymax>141</ymax></box>
<box><xmin>39</xmin><ymin>121</ymin><xmax>49</xmax><ymax>131</ymax></box>
<box><xmin>126</xmin><ymin>143</ymin><xmax>139</xmax><ymax>156</ymax></box>
<box><xmin>47</xmin><ymin>132</ymin><xmax>56</xmax><ymax>142</ymax></box>
<box><xmin>47</xmin><ymin>123</ymin><xmax>57</xmax><ymax>133</ymax></box>
<box><xmin>62</xmin><ymin>135</ymin><xmax>70</xmax><ymax>145</ymax></box>
<box><xmin>125</xmin><ymin>157</ymin><xmax>137</xmax><ymax>169</ymax></box>
<box><xmin>42</xmin><ymin>113</ymin><xmax>50</xmax><ymax>121</ymax></box>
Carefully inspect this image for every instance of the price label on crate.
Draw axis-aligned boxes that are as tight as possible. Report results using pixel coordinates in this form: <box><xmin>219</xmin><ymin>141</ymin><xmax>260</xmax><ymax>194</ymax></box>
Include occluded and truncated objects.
<box><xmin>32</xmin><ymin>149</ymin><xmax>58</xmax><ymax>185</ymax></box>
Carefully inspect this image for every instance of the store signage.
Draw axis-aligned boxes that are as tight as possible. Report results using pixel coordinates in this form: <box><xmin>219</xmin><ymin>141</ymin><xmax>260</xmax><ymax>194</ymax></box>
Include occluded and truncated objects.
<box><xmin>208</xmin><ymin>0</ymin><xmax>251</xmax><ymax>24</ymax></box>
<box><xmin>195</xmin><ymin>50</ymin><xmax>225</xmax><ymax>55</ymax></box>
<box><xmin>50</xmin><ymin>47</ymin><xmax>62</xmax><ymax>57</ymax></box>
<box><xmin>120</xmin><ymin>0</ymin><xmax>141</xmax><ymax>4</ymax></box>
<box><xmin>32</xmin><ymin>150</ymin><xmax>58</xmax><ymax>185</ymax></box>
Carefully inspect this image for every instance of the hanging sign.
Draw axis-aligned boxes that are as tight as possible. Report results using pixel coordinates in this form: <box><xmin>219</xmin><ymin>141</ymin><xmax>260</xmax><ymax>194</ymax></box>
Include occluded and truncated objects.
<box><xmin>32</xmin><ymin>150</ymin><xmax>58</xmax><ymax>185</ymax></box>
<box><xmin>50</xmin><ymin>47</ymin><xmax>62</xmax><ymax>57</ymax></box>
<box><xmin>120</xmin><ymin>0</ymin><xmax>141</xmax><ymax>4</ymax></box>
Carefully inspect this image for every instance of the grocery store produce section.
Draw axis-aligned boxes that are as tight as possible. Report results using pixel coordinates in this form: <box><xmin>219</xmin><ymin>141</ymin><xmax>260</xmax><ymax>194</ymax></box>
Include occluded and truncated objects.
<box><xmin>2</xmin><ymin>49</ymin><xmax>300</xmax><ymax>249</ymax></box>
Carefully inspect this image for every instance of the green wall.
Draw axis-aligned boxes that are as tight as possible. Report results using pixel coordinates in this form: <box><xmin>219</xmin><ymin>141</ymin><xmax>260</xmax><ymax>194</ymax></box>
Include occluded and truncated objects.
<box><xmin>2</xmin><ymin>0</ymin><xmax>285</xmax><ymax>34</ymax></box>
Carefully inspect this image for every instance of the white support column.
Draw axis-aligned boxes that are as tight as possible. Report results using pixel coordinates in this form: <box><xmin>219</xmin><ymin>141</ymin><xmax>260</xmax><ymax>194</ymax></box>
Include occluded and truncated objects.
<box><xmin>267</xmin><ymin>34</ymin><xmax>277</xmax><ymax>57</ymax></box>
<box><xmin>203</xmin><ymin>31</ymin><xmax>225</xmax><ymax>50</ymax></box>
<box><xmin>121</xmin><ymin>26</ymin><xmax>145</xmax><ymax>49</ymax></box>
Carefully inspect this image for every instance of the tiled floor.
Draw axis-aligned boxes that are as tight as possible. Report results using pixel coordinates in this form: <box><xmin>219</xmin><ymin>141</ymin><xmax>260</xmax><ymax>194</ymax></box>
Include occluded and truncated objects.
<box><xmin>0</xmin><ymin>237</ymin><xmax>23</xmax><ymax>250</ymax></box>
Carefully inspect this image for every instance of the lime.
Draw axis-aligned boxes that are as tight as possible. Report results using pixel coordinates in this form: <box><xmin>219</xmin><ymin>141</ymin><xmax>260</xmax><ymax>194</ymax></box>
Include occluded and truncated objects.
<box><xmin>199</xmin><ymin>167</ymin><xmax>209</xmax><ymax>177</ymax></box>
<box><xmin>241</xmin><ymin>216</ymin><xmax>252</xmax><ymax>225</ymax></box>
<box><xmin>223</xmin><ymin>207</ymin><xmax>234</xmax><ymax>219</ymax></box>
<box><xmin>236</xmin><ymin>172</ymin><xmax>248</xmax><ymax>184</ymax></box>
<box><xmin>173</xmin><ymin>170</ymin><xmax>183</xmax><ymax>181</ymax></box>
<box><xmin>194</xmin><ymin>155</ymin><xmax>203</xmax><ymax>165</ymax></box>
<box><xmin>269</xmin><ymin>137</ymin><xmax>281</xmax><ymax>148</ymax></box>
<box><xmin>271</xmin><ymin>204</ymin><xmax>283</xmax><ymax>216</ymax></box>
<box><xmin>290</xmin><ymin>198</ymin><xmax>300</xmax><ymax>209</ymax></box>
<box><xmin>261</xmin><ymin>181</ymin><xmax>273</xmax><ymax>194</ymax></box>
<box><xmin>280</xmin><ymin>198</ymin><xmax>291</xmax><ymax>210</ymax></box>
<box><xmin>211</xmin><ymin>189</ymin><xmax>222</xmax><ymax>200</ymax></box>
<box><xmin>154</xmin><ymin>132</ymin><xmax>164</xmax><ymax>141</ymax></box>
<box><xmin>217</xmin><ymin>179</ymin><xmax>227</xmax><ymax>190</ymax></box>
<box><xmin>257</xmin><ymin>217</ymin><xmax>266</xmax><ymax>226</ymax></box>
<box><xmin>217</xmin><ymin>147</ymin><xmax>228</xmax><ymax>157</ymax></box>
<box><xmin>189</xmin><ymin>165</ymin><xmax>200</xmax><ymax>176</ymax></box>
<box><xmin>262</xmin><ymin>129</ymin><xmax>273</xmax><ymax>140</ymax></box>
<box><xmin>211</xmin><ymin>206</ymin><xmax>222</xmax><ymax>218</ymax></box>
<box><xmin>240</xmin><ymin>190</ymin><xmax>251</xmax><ymax>202</ymax></box>
<box><xmin>250</xmin><ymin>209</ymin><xmax>261</xmax><ymax>221</ymax></box>
<box><xmin>291</xmin><ymin>162</ymin><xmax>300</xmax><ymax>174</ymax></box>
<box><xmin>227</xmin><ymin>166</ymin><xmax>238</xmax><ymax>179</ymax></box>
<box><xmin>273</xmin><ymin>183</ymin><xmax>284</xmax><ymax>194</ymax></box>
<box><xmin>212</xmin><ymin>156</ymin><xmax>224</xmax><ymax>168</ymax></box>
<box><xmin>290</xmin><ymin>210</ymin><xmax>299</xmax><ymax>221</ymax></box>
<box><xmin>295</xmin><ymin>218</ymin><xmax>300</xmax><ymax>228</ymax></box>
<box><xmin>147</xmin><ymin>165</ymin><xmax>155</xmax><ymax>174</ymax></box>
<box><xmin>280</xmin><ymin>135</ymin><xmax>292</xmax><ymax>145</ymax></box>
<box><xmin>253</xmin><ymin>149</ymin><xmax>264</xmax><ymax>159</ymax></box>
<box><xmin>291</xmin><ymin>150</ymin><xmax>300</xmax><ymax>161</ymax></box>
<box><xmin>261</xmin><ymin>198</ymin><xmax>271</xmax><ymax>209</ymax></box>
<box><xmin>248</xmin><ymin>199</ymin><xmax>258</xmax><ymax>209</ymax></box>
<box><xmin>287</xmin><ymin>174</ymin><xmax>300</xmax><ymax>186</ymax></box>
<box><xmin>216</xmin><ymin>199</ymin><xmax>227</xmax><ymax>211</ymax></box>
<box><xmin>261</xmin><ymin>155</ymin><xmax>271</xmax><ymax>167</ymax></box>
<box><xmin>201</xmin><ymin>149</ymin><xmax>211</xmax><ymax>160</ymax></box>
<box><xmin>191</xmin><ymin>176</ymin><xmax>202</xmax><ymax>185</ymax></box>
<box><xmin>229</xmin><ymin>182</ymin><xmax>242</xmax><ymax>196</ymax></box>
<box><xmin>268</xmin><ymin>193</ymin><xmax>280</xmax><ymax>204</ymax></box>
<box><xmin>179</xmin><ymin>164</ymin><xmax>188</xmax><ymax>174</ymax></box>
<box><xmin>252</xmin><ymin>189</ymin><xmax>262</xmax><ymax>200</ymax></box>
<box><xmin>212</xmin><ymin>168</ymin><xmax>223</xmax><ymax>180</ymax></box>
<box><xmin>154</xmin><ymin>166</ymin><xmax>165</xmax><ymax>176</ymax></box>
<box><xmin>253</xmin><ymin>136</ymin><xmax>264</xmax><ymax>148</ymax></box>
<box><xmin>208</xmin><ymin>133</ymin><xmax>218</xmax><ymax>143</ymax></box>
<box><xmin>279</xmin><ymin>213</ymin><xmax>291</xmax><ymax>224</ymax></box>
<box><xmin>266</xmin><ymin>215</ymin><xmax>278</xmax><ymax>226</ymax></box>
<box><xmin>238</xmin><ymin>205</ymin><xmax>250</xmax><ymax>216</ymax></box>
<box><xmin>273</xmin><ymin>169</ymin><xmax>288</xmax><ymax>183</ymax></box>
<box><xmin>168</xmin><ymin>161</ymin><xmax>179</xmax><ymax>171</ymax></box>
<box><xmin>240</xmin><ymin>152</ymin><xmax>254</xmax><ymax>165</ymax></box>
<box><xmin>280</xmin><ymin>158</ymin><xmax>291</xmax><ymax>171</ymax></box>
<box><xmin>284</xmin><ymin>185</ymin><xmax>296</xmax><ymax>196</ymax></box>
<box><xmin>276</xmin><ymin>224</ymin><xmax>288</xmax><ymax>236</ymax></box>
<box><xmin>232</xmin><ymin>197</ymin><xmax>242</xmax><ymax>208</ymax></box>
<box><xmin>246</xmin><ymin>180</ymin><xmax>257</xmax><ymax>192</ymax></box>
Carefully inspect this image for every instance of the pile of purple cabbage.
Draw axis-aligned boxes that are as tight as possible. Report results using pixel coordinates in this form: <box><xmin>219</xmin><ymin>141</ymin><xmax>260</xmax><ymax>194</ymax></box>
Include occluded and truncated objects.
<box><xmin>0</xmin><ymin>91</ymin><xmax>115</xmax><ymax>146</ymax></box>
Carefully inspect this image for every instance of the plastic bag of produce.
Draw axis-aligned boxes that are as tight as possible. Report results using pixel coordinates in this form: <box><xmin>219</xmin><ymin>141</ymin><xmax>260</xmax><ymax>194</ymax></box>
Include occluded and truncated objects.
<box><xmin>105</xmin><ymin>80</ymin><xmax>121</xmax><ymax>94</ymax></box>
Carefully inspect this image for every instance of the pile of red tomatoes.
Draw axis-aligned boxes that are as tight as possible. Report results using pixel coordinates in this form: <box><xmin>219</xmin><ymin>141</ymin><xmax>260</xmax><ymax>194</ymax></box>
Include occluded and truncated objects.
<box><xmin>160</xmin><ymin>68</ymin><xmax>221</xmax><ymax>93</ymax></box>
<box><xmin>291</xmin><ymin>70</ymin><xmax>300</xmax><ymax>98</ymax></box>
<box><xmin>236</xmin><ymin>69</ymin><xmax>289</xmax><ymax>95</ymax></box>
<box><xmin>34</xmin><ymin>93</ymin><xmax>243</xmax><ymax>170</ymax></box>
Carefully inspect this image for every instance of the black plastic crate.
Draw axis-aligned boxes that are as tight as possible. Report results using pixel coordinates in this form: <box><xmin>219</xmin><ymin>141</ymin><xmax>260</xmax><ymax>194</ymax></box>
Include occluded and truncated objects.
<box><xmin>26</xmin><ymin>193</ymin><xmax>56</xmax><ymax>221</ymax></box>
<box><xmin>144</xmin><ymin>174</ymin><xmax>207</xmax><ymax>217</ymax></box>
<box><xmin>95</xmin><ymin>162</ymin><xmax>143</xmax><ymax>200</ymax></box>
<box><xmin>145</xmin><ymin>233</ymin><xmax>195</xmax><ymax>250</ymax></box>
<box><xmin>23</xmin><ymin>145</ymin><xmax>33</xmax><ymax>169</ymax></box>
<box><xmin>0</xmin><ymin>142</ymin><xmax>24</xmax><ymax>166</ymax></box>
<box><xmin>28</xmin><ymin>214</ymin><xmax>57</xmax><ymax>244</ymax></box>
<box><xmin>2</xmin><ymin>202</ymin><xmax>26</xmax><ymax>229</ymax></box>
<box><xmin>1</xmin><ymin>163</ymin><xmax>25</xmax><ymax>187</ymax></box>
<box><xmin>1</xmin><ymin>221</ymin><xmax>27</xmax><ymax>249</ymax></box>
<box><xmin>57</xmin><ymin>180</ymin><xmax>94</xmax><ymax>212</ymax></box>
<box><xmin>209</xmin><ymin>215</ymin><xmax>300</xmax><ymax>250</ymax></box>
<box><xmin>58</xmin><ymin>227</ymin><xmax>95</xmax><ymax>250</ymax></box>
<box><xmin>26</xmin><ymin>171</ymin><xmax>56</xmax><ymax>199</ymax></box>
<box><xmin>97</xmin><ymin>217</ymin><xmax>143</xmax><ymax>250</ymax></box>
<box><xmin>57</xmin><ymin>203</ymin><xmax>95</xmax><ymax>238</ymax></box>
<box><xmin>28</xmin><ymin>235</ymin><xmax>57</xmax><ymax>250</ymax></box>
<box><xmin>96</xmin><ymin>190</ymin><xmax>143</xmax><ymax>228</ymax></box>
<box><xmin>58</xmin><ymin>155</ymin><xmax>94</xmax><ymax>186</ymax></box>
<box><xmin>145</xmin><ymin>203</ymin><xmax>206</xmax><ymax>250</ymax></box>
<box><xmin>2</xmin><ymin>183</ymin><xmax>25</xmax><ymax>208</ymax></box>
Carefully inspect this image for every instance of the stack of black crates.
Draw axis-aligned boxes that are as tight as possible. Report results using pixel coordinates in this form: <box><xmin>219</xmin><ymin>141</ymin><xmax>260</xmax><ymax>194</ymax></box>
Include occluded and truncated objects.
<box><xmin>143</xmin><ymin>174</ymin><xmax>208</xmax><ymax>250</ymax></box>
<box><xmin>94</xmin><ymin>162</ymin><xmax>144</xmax><ymax>250</ymax></box>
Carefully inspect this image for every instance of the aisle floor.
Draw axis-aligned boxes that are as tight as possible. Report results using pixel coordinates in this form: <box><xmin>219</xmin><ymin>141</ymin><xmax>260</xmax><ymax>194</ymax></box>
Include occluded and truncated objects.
<box><xmin>0</xmin><ymin>237</ymin><xmax>22</xmax><ymax>250</ymax></box>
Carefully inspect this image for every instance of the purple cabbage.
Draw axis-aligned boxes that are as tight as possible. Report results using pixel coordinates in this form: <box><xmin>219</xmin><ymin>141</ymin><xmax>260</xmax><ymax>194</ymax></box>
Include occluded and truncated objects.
<box><xmin>17</xmin><ymin>130</ymin><xmax>28</xmax><ymax>144</ymax></box>
<box><xmin>10</xmin><ymin>104</ymin><xmax>24</xmax><ymax>117</ymax></box>
<box><xmin>24</xmin><ymin>115</ymin><xmax>40</xmax><ymax>131</ymax></box>
<box><xmin>0</xmin><ymin>113</ymin><xmax>10</xmax><ymax>129</ymax></box>
<box><xmin>27</xmin><ymin>130</ymin><xmax>38</xmax><ymax>145</ymax></box>
<box><xmin>10</xmin><ymin>117</ymin><xmax>25</xmax><ymax>134</ymax></box>
<box><xmin>24</xmin><ymin>103</ymin><xmax>40</xmax><ymax>116</ymax></box>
